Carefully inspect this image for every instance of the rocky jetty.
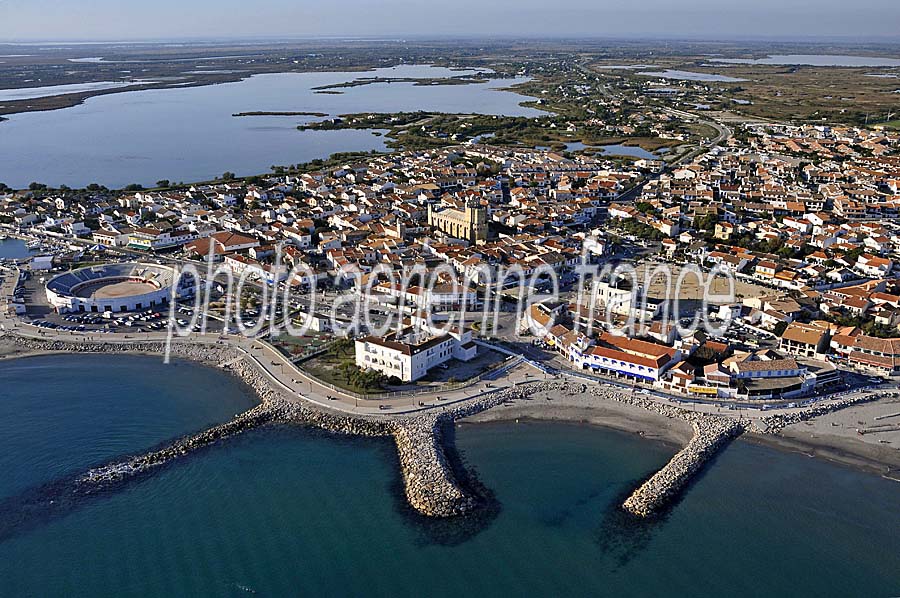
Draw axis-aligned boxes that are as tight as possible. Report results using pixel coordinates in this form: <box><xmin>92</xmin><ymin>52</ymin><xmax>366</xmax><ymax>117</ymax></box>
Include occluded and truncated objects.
<box><xmin>8</xmin><ymin>334</ymin><xmax>522</xmax><ymax>517</ymax></box>
<box><xmin>750</xmin><ymin>391</ymin><xmax>897</xmax><ymax>433</ymax></box>
<box><xmin>393</xmin><ymin>417</ymin><xmax>476</xmax><ymax>517</ymax></box>
<box><xmin>10</xmin><ymin>334</ymin><xmax>893</xmax><ymax>520</ymax></box>
<box><xmin>10</xmin><ymin>336</ymin><xmax>243</xmax><ymax>364</ymax></box>
<box><xmin>79</xmin><ymin>402</ymin><xmax>286</xmax><ymax>486</ymax></box>
<box><xmin>622</xmin><ymin>417</ymin><xmax>744</xmax><ymax>517</ymax></box>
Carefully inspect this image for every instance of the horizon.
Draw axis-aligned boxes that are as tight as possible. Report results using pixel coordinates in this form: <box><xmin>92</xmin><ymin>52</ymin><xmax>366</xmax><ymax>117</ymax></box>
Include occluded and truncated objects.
<box><xmin>4</xmin><ymin>0</ymin><xmax>900</xmax><ymax>44</ymax></box>
<box><xmin>4</xmin><ymin>34</ymin><xmax>900</xmax><ymax>45</ymax></box>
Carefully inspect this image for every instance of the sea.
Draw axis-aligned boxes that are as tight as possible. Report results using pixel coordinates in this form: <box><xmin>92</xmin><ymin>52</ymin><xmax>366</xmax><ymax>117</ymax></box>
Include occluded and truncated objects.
<box><xmin>0</xmin><ymin>354</ymin><xmax>898</xmax><ymax>596</ymax></box>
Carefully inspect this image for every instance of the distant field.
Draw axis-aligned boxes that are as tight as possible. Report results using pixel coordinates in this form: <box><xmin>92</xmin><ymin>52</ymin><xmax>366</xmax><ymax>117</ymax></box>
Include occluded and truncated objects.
<box><xmin>611</xmin><ymin>58</ymin><xmax>900</xmax><ymax>126</ymax></box>
<box><xmin>693</xmin><ymin>65</ymin><xmax>900</xmax><ymax>125</ymax></box>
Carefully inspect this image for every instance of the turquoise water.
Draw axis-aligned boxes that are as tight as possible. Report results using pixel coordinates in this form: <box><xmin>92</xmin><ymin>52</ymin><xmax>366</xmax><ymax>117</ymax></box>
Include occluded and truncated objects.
<box><xmin>0</xmin><ymin>354</ymin><xmax>254</xmax><ymax>499</ymax></box>
<box><xmin>1</xmin><ymin>355</ymin><xmax>899</xmax><ymax>596</ymax></box>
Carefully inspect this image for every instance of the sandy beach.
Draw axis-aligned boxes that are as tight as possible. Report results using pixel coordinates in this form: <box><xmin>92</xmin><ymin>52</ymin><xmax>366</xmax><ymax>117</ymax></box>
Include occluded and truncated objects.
<box><xmin>0</xmin><ymin>338</ymin><xmax>50</xmax><ymax>360</ymax></box>
<box><xmin>465</xmin><ymin>385</ymin><xmax>900</xmax><ymax>481</ymax></box>
<box><xmin>4</xmin><ymin>333</ymin><xmax>898</xmax><ymax>481</ymax></box>
<box><xmin>754</xmin><ymin>397</ymin><xmax>900</xmax><ymax>478</ymax></box>
<box><xmin>463</xmin><ymin>386</ymin><xmax>694</xmax><ymax>447</ymax></box>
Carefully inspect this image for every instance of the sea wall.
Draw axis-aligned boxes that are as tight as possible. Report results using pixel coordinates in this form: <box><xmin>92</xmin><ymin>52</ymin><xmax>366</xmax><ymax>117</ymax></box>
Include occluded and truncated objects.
<box><xmin>750</xmin><ymin>391</ymin><xmax>897</xmax><ymax>433</ymax></box>
<box><xmin>11</xmin><ymin>334</ymin><xmax>891</xmax><ymax>521</ymax></box>
<box><xmin>6</xmin><ymin>334</ymin><xmax>521</xmax><ymax>518</ymax></box>
<box><xmin>79</xmin><ymin>401</ymin><xmax>290</xmax><ymax>486</ymax></box>
<box><xmin>393</xmin><ymin>417</ymin><xmax>475</xmax><ymax>517</ymax></box>
<box><xmin>9</xmin><ymin>336</ymin><xmax>243</xmax><ymax>365</ymax></box>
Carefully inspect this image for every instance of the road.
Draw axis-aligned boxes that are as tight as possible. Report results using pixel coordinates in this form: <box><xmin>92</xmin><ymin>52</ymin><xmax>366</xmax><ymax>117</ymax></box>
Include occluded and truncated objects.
<box><xmin>0</xmin><ymin>296</ymin><xmax>547</xmax><ymax>417</ymax></box>
<box><xmin>573</xmin><ymin>60</ymin><xmax>732</xmax><ymax>204</ymax></box>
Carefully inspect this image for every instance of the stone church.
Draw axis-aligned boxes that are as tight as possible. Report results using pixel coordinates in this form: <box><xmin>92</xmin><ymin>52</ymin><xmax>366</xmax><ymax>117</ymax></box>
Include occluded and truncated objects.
<box><xmin>427</xmin><ymin>200</ymin><xmax>488</xmax><ymax>244</ymax></box>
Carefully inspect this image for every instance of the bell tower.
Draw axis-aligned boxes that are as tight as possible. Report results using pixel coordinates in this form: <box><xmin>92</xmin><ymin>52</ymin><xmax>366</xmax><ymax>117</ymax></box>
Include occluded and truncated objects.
<box><xmin>465</xmin><ymin>199</ymin><xmax>488</xmax><ymax>243</ymax></box>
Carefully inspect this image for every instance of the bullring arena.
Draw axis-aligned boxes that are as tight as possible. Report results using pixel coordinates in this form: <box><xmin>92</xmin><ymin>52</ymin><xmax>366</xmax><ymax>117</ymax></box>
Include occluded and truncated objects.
<box><xmin>46</xmin><ymin>262</ymin><xmax>187</xmax><ymax>313</ymax></box>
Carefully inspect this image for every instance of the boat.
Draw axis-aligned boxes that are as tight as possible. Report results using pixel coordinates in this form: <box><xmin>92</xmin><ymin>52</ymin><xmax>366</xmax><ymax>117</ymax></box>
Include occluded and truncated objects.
<box><xmin>26</xmin><ymin>240</ymin><xmax>42</xmax><ymax>250</ymax></box>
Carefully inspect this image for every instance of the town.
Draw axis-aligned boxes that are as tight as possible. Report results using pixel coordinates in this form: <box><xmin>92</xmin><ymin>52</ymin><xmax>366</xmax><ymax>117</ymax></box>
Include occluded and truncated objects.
<box><xmin>3</xmin><ymin>116</ymin><xmax>900</xmax><ymax>406</ymax></box>
<box><xmin>2</xmin><ymin>22</ymin><xmax>900</xmax><ymax>593</ymax></box>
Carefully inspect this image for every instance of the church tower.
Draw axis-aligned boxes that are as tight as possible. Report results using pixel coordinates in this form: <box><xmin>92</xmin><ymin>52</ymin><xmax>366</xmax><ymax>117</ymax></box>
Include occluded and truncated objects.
<box><xmin>465</xmin><ymin>199</ymin><xmax>488</xmax><ymax>243</ymax></box>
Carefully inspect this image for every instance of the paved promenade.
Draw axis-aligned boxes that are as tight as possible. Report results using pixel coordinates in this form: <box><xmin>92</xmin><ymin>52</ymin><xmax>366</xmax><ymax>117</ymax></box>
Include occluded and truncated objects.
<box><xmin>1</xmin><ymin>309</ymin><xmax>546</xmax><ymax>416</ymax></box>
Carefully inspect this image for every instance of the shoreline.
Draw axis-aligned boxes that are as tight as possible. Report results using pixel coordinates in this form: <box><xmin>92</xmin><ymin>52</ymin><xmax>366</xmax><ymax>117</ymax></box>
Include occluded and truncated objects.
<box><xmin>4</xmin><ymin>337</ymin><xmax>898</xmax><ymax>487</ymax></box>
<box><xmin>0</xmin><ymin>334</ymin><xmax>508</xmax><ymax>517</ymax></box>
<box><xmin>463</xmin><ymin>387</ymin><xmax>900</xmax><ymax>482</ymax></box>
<box><xmin>746</xmin><ymin>431</ymin><xmax>900</xmax><ymax>481</ymax></box>
<box><xmin>463</xmin><ymin>399</ymin><xmax>693</xmax><ymax>449</ymax></box>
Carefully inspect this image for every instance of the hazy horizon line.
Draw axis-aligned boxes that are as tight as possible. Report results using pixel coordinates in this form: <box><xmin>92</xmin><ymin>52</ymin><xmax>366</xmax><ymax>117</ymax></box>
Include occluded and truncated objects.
<box><xmin>3</xmin><ymin>33</ymin><xmax>900</xmax><ymax>46</ymax></box>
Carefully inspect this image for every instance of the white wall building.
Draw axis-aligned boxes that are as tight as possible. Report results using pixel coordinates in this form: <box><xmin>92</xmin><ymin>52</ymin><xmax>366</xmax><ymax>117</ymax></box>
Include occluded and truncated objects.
<box><xmin>355</xmin><ymin>324</ymin><xmax>477</xmax><ymax>382</ymax></box>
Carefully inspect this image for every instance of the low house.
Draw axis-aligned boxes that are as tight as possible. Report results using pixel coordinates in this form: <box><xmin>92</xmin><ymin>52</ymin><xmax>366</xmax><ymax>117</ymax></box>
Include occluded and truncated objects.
<box><xmin>856</xmin><ymin>254</ymin><xmax>893</xmax><ymax>277</ymax></box>
<box><xmin>572</xmin><ymin>332</ymin><xmax>680</xmax><ymax>382</ymax></box>
<box><xmin>723</xmin><ymin>349</ymin><xmax>814</xmax><ymax>399</ymax></box>
<box><xmin>831</xmin><ymin>333</ymin><xmax>900</xmax><ymax>375</ymax></box>
<box><xmin>185</xmin><ymin>231</ymin><xmax>260</xmax><ymax>260</ymax></box>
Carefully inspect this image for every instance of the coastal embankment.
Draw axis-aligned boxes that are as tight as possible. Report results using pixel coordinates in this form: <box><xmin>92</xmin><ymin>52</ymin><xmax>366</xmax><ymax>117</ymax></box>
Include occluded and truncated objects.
<box><xmin>4</xmin><ymin>334</ymin><xmax>896</xmax><ymax>520</ymax></box>
<box><xmin>622</xmin><ymin>417</ymin><xmax>743</xmax><ymax>517</ymax></box>
<box><xmin>466</xmin><ymin>378</ymin><xmax>898</xmax><ymax>516</ymax></box>
<box><xmin>3</xmin><ymin>335</ymin><xmax>505</xmax><ymax>518</ymax></box>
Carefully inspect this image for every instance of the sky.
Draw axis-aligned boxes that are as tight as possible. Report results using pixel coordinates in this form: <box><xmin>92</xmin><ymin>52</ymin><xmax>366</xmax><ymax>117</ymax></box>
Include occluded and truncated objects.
<box><xmin>2</xmin><ymin>0</ymin><xmax>900</xmax><ymax>42</ymax></box>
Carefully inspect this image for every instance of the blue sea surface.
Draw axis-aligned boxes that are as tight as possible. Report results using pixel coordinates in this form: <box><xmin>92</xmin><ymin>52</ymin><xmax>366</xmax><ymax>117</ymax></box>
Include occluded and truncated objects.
<box><xmin>1</xmin><ymin>355</ymin><xmax>898</xmax><ymax>596</ymax></box>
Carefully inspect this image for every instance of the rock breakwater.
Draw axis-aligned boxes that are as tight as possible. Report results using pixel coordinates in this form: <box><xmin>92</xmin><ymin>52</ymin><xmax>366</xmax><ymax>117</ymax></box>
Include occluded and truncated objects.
<box><xmin>6</xmin><ymin>334</ymin><xmax>526</xmax><ymax>518</ymax></box>
<box><xmin>622</xmin><ymin>417</ymin><xmax>744</xmax><ymax>517</ymax></box>
<box><xmin>394</xmin><ymin>417</ymin><xmax>476</xmax><ymax>517</ymax></box>
<box><xmin>9</xmin><ymin>334</ymin><xmax>893</xmax><ymax>521</ymax></box>
<box><xmin>750</xmin><ymin>392</ymin><xmax>896</xmax><ymax>433</ymax></box>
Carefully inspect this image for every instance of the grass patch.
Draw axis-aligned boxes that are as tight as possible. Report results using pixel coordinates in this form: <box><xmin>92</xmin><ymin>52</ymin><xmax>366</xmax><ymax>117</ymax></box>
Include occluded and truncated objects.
<box><xmin>300</xmin><ymin>338</ymin><xmax>391</xmax><ymax>393</ymax></box>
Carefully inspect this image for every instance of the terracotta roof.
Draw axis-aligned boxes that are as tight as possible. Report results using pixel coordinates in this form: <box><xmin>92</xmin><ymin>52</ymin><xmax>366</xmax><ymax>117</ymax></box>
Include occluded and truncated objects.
<box><xmin>781</xmin><ymin>322</ymin><xmax>828</xmax><ymax>347</ymax></box>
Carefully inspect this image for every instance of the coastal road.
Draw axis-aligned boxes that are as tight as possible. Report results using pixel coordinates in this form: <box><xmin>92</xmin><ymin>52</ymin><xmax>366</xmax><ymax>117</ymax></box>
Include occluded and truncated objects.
<box><xmin>1</xmin><ymin>309</ymin><xmax>547</xmax><ymax>417</ymax></box>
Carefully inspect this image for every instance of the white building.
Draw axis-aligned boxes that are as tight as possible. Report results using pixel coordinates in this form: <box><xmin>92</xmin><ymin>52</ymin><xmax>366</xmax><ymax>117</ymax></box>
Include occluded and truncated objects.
<box><xmin>355</xmin><ymin>324</ymin><xmax>477</xmax><ymax>382</ymax></box>
<box><xmin>569</xmin><ymin>332</ymin><xmax>681</xmax><ymax>383</ymax></box>
<box><xmin>370</xmin><ymin>282</ymin><xmax>478</xmax><ymax>313</ymax></box>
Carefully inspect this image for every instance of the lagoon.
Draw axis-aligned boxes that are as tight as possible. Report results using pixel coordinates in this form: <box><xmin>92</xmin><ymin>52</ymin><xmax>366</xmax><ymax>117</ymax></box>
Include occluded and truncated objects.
<box><xmin>0</xmin><ymin>66</ymin><xmax>539</xmax><ymax>189</ymax></box>
<box><xmin>714</xmin><ymin>54</ymin><xmax>900</xmax><ymax>67</ymax></box>
<box><xmin>638</xmin><ymin>70</ymin><xmax>746</xmax><ymax>83</ymax></box>
<box><xmin>0</xmin><ymin>81</ymin><xmax>154</xmax><ymax>102</ymax></box>
<box><xmin>598</xmin><ymin>144</ymin><xmax>657</xmax><ymax>159</ymax></box>
<box><xmin>562</xmin><ymin>142</ymin><xmax>657</xmax><ymax>159</ymax></box>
